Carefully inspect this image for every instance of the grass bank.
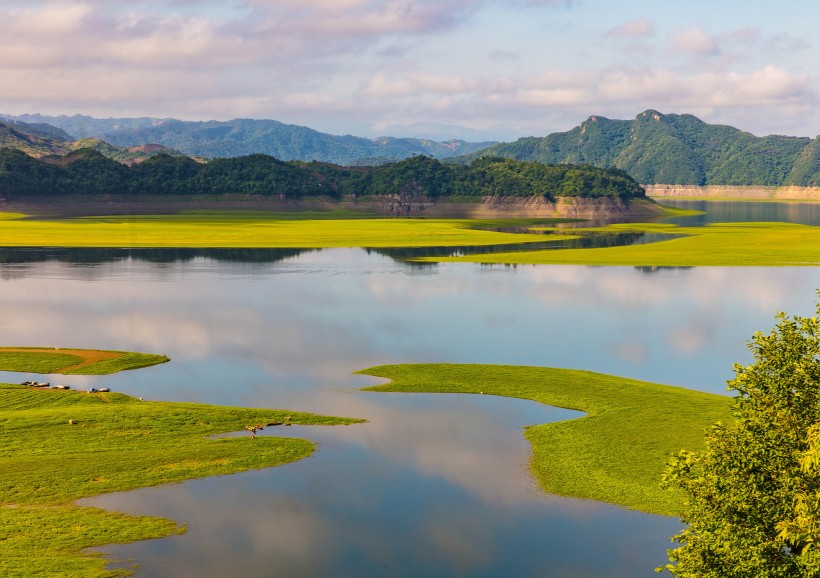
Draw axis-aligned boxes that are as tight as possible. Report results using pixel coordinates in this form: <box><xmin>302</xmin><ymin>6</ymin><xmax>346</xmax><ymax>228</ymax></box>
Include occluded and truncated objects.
<box><xmin>424</xmin><ymin>222</ymin><xmax>820</xmax><ymax>266</ymax></box>
<box><xmin>0</xmin><ymin>383</ymin><xmax>362</xmax><ymax>576</ymax></box>
<box><xmin>358</xmin><ymin>364</ymin><xmax>732</xmax><ymax>516</ymax></box>
<box><xmin>0</xmin><ymin>211</ymin><xmax>575</xmax><ymax>249</ymax></box>
<box><xmin>0</xmin><ymin>347</ymin><xmax>169</xmax><ymax>375</ymax></box>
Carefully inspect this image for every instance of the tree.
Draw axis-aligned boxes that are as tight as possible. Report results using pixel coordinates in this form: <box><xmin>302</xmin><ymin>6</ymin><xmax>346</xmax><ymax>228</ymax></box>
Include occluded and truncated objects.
<box><xmin>661</xmin><ymin>300</ymin><xmax>820</xmax><ymax>577</ymax></box>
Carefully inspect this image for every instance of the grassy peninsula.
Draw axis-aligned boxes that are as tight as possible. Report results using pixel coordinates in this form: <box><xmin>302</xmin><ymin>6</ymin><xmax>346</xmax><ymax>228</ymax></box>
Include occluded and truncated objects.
<box><xmin>0</xmin><ymin>362</ymin><xmax>362</xmax><ymax>576</ymax></box>
<box><xmin>0</xmin><ymin>347</ymin><xmax>169</xmax><ymax>375</ymax></box>
<box><xmin>358</xmin><ymin>364</ymin><xmax>733</xmax><ymax>516</ymax></box>
<box><xmin>425</xmin><ymin>221</ymin><xmax>820</xmax><ymax>266</ymax></box>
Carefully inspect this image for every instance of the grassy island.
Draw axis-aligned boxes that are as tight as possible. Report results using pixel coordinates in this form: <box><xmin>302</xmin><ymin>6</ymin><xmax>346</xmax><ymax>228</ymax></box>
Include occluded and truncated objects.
<box><xmin>0</xmin><ymin>364</ymin><xmax>362</xmax><ymax>575</ymax></box>
<box><xmin>358</xmin><ymin>363</ymin><xmax>733</xmax><ymax>516</ymax></box>
<box><xmin>0</xmin><ymin>347</ymin><xmax>169</xmax><ymax>375</ymax></box>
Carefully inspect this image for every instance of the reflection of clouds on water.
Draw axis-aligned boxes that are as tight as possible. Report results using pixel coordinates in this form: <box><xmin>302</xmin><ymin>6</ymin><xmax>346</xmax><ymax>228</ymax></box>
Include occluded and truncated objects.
<box><xmin>4</xmin><ymin>249</ymin><xmax>732</xmax><ymax>576</ymax></box>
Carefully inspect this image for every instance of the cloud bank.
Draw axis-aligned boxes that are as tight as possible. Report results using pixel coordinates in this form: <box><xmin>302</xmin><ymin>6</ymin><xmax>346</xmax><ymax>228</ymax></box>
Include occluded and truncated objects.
<box><xmin>0</xmin><ymin>0</ymin><xmax>817</xmax><ymax>140</ymax></box>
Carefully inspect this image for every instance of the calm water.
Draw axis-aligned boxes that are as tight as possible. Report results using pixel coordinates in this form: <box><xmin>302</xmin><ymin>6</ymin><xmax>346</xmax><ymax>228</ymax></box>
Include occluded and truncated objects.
<box><xmin>2</xmin><ymin>200</ymin><xmax>819</xmax><ymax>577</ymax></box>
<box><xmin>660</xmin><ymin>198</ymin><xmax>820</xmax><ymax>226</ymax></box>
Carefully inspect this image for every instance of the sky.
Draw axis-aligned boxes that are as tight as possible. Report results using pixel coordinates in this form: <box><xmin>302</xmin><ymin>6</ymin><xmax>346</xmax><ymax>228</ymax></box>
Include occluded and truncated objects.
<box><xmin>0</xmin><ymin>0</ymin><xmax>818</xmax><ymax>142</ymax></box>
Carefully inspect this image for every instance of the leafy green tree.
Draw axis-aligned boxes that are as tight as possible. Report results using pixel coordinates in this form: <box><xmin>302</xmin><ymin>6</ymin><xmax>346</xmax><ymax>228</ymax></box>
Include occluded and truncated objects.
<box><xmin>661</xmin><ymin>300</ymin><xmax>820</xmax><ymax>577</ymax></box>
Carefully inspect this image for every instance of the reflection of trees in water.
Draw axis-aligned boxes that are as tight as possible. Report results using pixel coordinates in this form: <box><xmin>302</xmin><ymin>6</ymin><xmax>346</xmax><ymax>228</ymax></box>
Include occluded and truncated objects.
<box><xmin>369</xmin><ymin>231</ymin><xmax>683</xmax><ymax>262</ymax></box>
<box><xmin>0</xmin><ymin>231</ymin><xmax>682</xmax><ymax>267</ymax></box>
<box><xmin>0</xmin><ymin>247</ymin><xmax>315</xmax><ymax>266</ymax></box>
<box><xmin>634</xmin><ymin>266</ymin><xmax>694</xmax><ymax>274</ymax></box>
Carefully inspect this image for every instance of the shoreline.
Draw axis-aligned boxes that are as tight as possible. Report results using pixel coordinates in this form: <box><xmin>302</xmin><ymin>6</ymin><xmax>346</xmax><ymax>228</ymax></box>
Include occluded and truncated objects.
<box><xmin>645</xmin><ymin>184</ymin><xmax>820</xmax><ymax>201</ymax></box>
<box><xmin>0</xmin><ymin>194</ymin><xmax>664</xmax><ymax>220</ymax></box>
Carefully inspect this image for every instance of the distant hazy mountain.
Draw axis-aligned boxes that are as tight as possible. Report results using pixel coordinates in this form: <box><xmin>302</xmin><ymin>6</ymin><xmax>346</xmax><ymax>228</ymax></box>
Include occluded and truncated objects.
<box><xmin>0</xmin><ymin>120</ymin><xmax>70</xmax><ymax>157</ymax></box>
<box><xmin>2</xmin><ymin>114</ymin><xmax>495</xmax><ymax>165</ymax></box>
<box><xmin>0</xmin><ymin>119</ymin><xmax>184</xmax><ymax>165</ymax></box>
<box><xmin>5</xmin><ymin>114</ymin><xmax>171</xmax><ymax>140</ymax></box>
<box><xmin>461</xmin><ymin>110</ymin><xmax>820</xmax><ymax>186</ymax></box>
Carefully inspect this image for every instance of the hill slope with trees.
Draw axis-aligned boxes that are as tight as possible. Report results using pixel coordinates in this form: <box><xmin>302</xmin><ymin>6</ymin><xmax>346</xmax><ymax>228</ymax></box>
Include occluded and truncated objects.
<box><xmin>2</xmin><ymin>114</ymin><xmax>495</xmax><ymax>165</ymax></box>
<box><xmin>0</xmin><ymin>148</ymin><xmax>645</xmax><ymax>202</ymax></box>
<box><xmin>461</xmin><ymin>110</ymin><xmax>820</xmax><ymax>186</ymax></box>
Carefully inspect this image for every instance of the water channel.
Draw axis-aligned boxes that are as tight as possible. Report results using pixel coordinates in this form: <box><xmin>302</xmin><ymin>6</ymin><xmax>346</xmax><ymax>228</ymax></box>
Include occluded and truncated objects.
<box><xmin>2</xmin><ymin>200</ymin><xmax>819</xmax><ymax>576</ymax></box>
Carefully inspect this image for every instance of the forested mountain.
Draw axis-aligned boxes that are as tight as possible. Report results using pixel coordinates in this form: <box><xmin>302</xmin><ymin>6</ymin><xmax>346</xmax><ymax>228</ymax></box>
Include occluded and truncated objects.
<box><xmin>0</xmin><ymin>120</ymin><xmax>186</xmax><ymax>165</ymax></box>
<box><xmin>2</xmin><ymin>114</ymin><xmax>495</xmax><ymax>165</ymax></box>
<box><xmin>0</xmin><ymin>121</ymin><xmax>71</xmax><ymax>157</ymax></box>
<box><xmin>0</xmin><ymin>148</ymin><xmax>645</xmax><ymax>202</ymax></box>
<box><xmin>460</xmin><ymin>110</ymin><xmax>820</xmax><ymax>186</ymax></box>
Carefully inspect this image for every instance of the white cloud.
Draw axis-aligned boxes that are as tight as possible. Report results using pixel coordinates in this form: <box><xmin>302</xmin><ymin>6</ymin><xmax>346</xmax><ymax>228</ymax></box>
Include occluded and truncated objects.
<box><xmin>673</xmin><ymin>26</ymin><xmax>721</xmax><ymax>57</ymax></box>
<box><xmin>606</xmin><ymin>17</ymin><xmax>654</xmax><ymax>39</ymax></box>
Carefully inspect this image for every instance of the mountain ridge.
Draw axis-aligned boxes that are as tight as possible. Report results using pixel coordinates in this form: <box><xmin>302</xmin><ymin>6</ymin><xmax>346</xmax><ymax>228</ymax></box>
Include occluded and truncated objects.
<box><xmin>1</xmin><ymin>113</ymin><xmax>495</xmax><ymax>165</ymax></box>
<box><xmin>458</xmin><ymin>110</ymin><xmax>820</xmax><ymax>187</ymax></box>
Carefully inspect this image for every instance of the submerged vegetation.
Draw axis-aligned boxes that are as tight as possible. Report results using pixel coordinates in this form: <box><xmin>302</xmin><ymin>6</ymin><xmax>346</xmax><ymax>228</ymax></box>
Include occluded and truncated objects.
<box><xmin>358</xmin><ymin>363</ymin><xmax>732</xmax><ymax>516</ymax></box>
<box><xmin>0</xmin><ymin>347</ymin><xmax>169</xmax><ymax>375</ymax></box>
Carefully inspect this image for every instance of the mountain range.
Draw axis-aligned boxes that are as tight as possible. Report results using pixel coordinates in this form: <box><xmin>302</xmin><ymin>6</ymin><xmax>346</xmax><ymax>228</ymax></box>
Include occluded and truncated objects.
<box><xmin>1</xmin><ymin>110</ymin><xmax>819</xmax><ymax>186</ymax></box>
<box><xmin>2</xmin><ymin>114</ymin><xmax>494</xmax><ymax>166</ymax></box>
<box><xmin>0</xmin><ymin>119</ymin><xmax>185</xmax><ymax>165</ymax></box>
<box><xmin>464</xmin><ymin>110</ymin><xmax>820</xmax><ymax>186</ymax></box>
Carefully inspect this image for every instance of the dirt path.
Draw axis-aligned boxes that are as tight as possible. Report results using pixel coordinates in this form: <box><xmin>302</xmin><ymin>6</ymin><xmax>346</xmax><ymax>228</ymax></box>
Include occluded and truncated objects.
<box><xmin>0</xmin><ymin>348</ymin><xmax>122</xmax><ymax>373</ymax></box>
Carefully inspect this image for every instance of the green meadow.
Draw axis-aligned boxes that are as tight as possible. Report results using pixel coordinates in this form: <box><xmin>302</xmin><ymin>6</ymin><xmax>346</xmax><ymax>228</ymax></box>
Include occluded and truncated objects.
<box><xmin>0</xmin><ymin>347</ymin><xmax>169</xmax><ymax>375</ymax></box>
<box><xmin>1</xmin><ymin>209</ymin><xmax>818</xmax><ymax>266</ymax></box>
<box><xmin>359</xmin><ymin>363</ymin><xmax>733</xmax><ymax>516</ymax></box>
<box><xmin>0</xmin><ymin>352</ymin><xmax>362</xmax><ymax>576</ymax></box>
<box><xmin>0</xmin><ymin>211</ymin><xmax>573</xmax><ymax>249</ymax></box>
<box><xmin>426</xmin><ymin>222</ymin><xmax>820</xmax><ymax>266</ymax></box>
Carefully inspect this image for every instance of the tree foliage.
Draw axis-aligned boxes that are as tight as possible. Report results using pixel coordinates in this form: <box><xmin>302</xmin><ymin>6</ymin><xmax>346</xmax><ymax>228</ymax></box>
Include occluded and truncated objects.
<box><xmin>467</xmin><ymin>110</ymin><xmax>820</xmax><ymax>186</ymax></box>
<box><xmin>661</xmin><ymin>300</ymin><xmax>820</xmax><ymax>577</ymax></box>
<box><xmin>0</xmin><ymin>149</ymin><xmax>647</xmax><ymax>202</ymax></box>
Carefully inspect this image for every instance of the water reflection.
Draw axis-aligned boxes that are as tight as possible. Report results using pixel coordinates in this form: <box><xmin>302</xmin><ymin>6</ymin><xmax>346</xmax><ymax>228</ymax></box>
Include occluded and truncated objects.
<box><xmin>369</xmin><ymin>232</ymin><xmax>681</xmax><ymax>262</ymax></box>
<box><xmin>0</xmin><ymin>229</ymin><xmax>680</xmax><ymax>272</ymax></box>
<box><xmin>2</xmin><ymin>242</ymin><xmax>820</xmax><ymax>576</ymax></box>
<box><xmin>0</xmin><ymin>247</ymin><xmax>314</xmax><ymax>266</ymax></box>
<box><xmin>84</xmin><ymin>395</ymin><xmax>674</xmax><ymax>578</ymax></box>
<box><xmin>661</xmin><ymin>199</ymin><xmax>820</xmax><ymax>226</ymax></box>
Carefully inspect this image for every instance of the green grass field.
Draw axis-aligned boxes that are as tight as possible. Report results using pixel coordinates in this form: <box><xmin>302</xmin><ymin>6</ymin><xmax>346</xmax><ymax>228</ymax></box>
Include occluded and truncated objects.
<box><xmin>0</xmin><ymin>382</ymin><xmax>362</xmax><ymax>576</ymax></box>
<box><xmin>0</xmin><ymin>211</ymin><xmax>572</xmax><ymax>249</ymax></box>
<box><xmin>425</xmin><ymin>222</ymin><xmax>820</xmax><ymax>266</ymax></box>
<box><xmin>2</xmin><ymin>210</ymin><xmax>818</xmax><ymax>266</ymax></box>
<box><xmin>358</xmin><ymin>364</ymin><xmax>733</xmax><ymax>516</ymax></box>
<box><xmin>0</xmin><ymin>348</ymin><xmax>170</xmax><ymax>375</ymax></box>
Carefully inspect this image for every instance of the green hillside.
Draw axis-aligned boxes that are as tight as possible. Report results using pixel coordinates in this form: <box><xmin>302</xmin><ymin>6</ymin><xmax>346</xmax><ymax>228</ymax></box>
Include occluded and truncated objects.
<box><xmin>0</xmin><ymin>149</ymin><xmax>645</xmax><ymax>201</ymax></box>
<box><xmin>3</xmin><ymin>114</ymin><xmax>495</xmax><ymax>165</ymax></box>
<box><xmin>0</xmin><ymin>122</ymin><xmax>70</xmax><ymax>158</ymax></box>
<box><xmin>463</xmin><ymin>110</ymin><xmax>820</xmax><ymax>186</ymax></box>
<box><xmin>0</xmin><ymin>120</ymin><xmax>186</xmax><ymax>166</ymax></box>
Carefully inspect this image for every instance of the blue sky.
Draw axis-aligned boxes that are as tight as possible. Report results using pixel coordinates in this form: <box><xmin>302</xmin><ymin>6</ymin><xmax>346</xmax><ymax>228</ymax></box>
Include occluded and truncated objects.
<box><xmin>1</xmin><ymin>0</ymin><xmax>817</xmax><ymax>141</ymax></box>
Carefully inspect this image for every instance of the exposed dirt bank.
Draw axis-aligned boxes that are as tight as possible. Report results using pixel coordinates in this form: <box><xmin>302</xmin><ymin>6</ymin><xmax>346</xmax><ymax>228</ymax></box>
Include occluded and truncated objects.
<box><xmin>0</xmin><ymin>195</ymin><xmax>663</xmax><ymax>220</ymax></box>
<box><xmin>646</xmin><ymin>184</ymin><xmax>820</xmax><ymax>201</ymax></box>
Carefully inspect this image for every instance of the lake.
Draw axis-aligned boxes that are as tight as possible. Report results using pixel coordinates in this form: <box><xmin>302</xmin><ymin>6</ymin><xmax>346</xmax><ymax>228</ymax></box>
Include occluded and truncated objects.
<box><xmin>2</xmin><ymin>200</ymin><xmax>819</xmax><ymax>577</ymax></box>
